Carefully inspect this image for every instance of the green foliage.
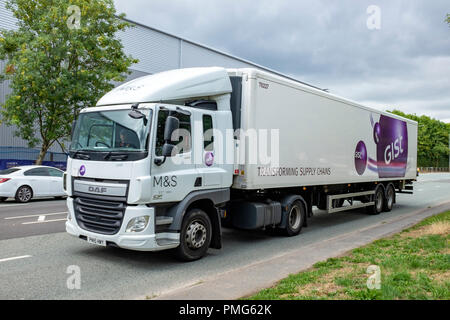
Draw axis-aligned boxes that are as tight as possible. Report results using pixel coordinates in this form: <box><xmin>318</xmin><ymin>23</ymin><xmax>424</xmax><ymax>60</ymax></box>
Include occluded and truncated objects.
<box><xmin>0</xmin><ymin>0</ymin><xmax>138</xmax><ymax>163</ymax></box>
<box><xmin>244</xmin><ymin>211</ymin><xmax>450</xmax><ymax>300</ymax></box>
<box><xmin>387</xmin><ymin>110</ymin><xmax>450</xmax><ymax>167</ymax></box>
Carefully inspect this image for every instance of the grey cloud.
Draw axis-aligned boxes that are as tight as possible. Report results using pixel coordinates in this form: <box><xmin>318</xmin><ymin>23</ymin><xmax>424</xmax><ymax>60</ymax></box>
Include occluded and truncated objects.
<box><xmin>114</xmin><ymin>0</ymin><xmax>450</xmax><ymax>122</ymax></box>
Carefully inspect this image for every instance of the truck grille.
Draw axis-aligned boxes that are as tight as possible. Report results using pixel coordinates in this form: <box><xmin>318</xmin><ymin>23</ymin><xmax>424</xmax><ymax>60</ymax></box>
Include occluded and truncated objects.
<box><xmin>74</xmin><ymin>197</ymin><xmax>125</xmax><ymax>235</ymax></box>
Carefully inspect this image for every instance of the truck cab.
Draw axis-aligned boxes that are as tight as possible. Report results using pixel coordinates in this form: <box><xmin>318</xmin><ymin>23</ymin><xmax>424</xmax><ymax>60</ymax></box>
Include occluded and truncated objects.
<box><xmin>65</xmin><ymin>67</ymin><xmax>235</xmax><ymax>260</ymax></box>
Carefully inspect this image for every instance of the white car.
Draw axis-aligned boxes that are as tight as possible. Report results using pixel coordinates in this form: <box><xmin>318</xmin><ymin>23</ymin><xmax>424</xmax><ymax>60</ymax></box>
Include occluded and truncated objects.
<box><xmin>0</xmin><ymin>165</ymin><xmax>66</xmax><ymax>203</ymax></box>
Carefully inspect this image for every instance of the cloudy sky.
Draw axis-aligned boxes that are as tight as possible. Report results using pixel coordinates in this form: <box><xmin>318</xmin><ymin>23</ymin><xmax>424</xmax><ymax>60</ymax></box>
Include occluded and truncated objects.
<box><xmin>114</xmin><ymin>0</ymin><xmax>450</xmax><ymax>122</ymax></box>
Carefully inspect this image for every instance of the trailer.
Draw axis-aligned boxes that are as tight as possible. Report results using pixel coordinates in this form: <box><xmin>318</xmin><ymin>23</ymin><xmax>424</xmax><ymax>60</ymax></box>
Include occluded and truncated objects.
<box><xmin>65</xmin><ymin>67</ymin><xmax>418</xmax><ymax>261</ymax></box>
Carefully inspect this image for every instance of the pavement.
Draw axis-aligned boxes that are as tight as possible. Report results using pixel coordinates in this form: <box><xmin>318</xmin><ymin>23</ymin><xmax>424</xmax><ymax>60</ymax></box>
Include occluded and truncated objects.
<box><xmin>0</xmin><ymin>173</ymin><xmax>449</xmax><ymax>300</ymax></box>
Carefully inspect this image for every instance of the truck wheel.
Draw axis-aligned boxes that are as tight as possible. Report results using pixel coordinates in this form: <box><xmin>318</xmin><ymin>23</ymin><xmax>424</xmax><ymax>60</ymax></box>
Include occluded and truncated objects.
<box><xmin>175</xmin><ymin>209</ymin><xmax>212</xmax><ymax>262</ymax></box>
<box><xmin>383</xmin><ymin>184</ymin><xmax>395</xmax><ymax>212</ymax></box>
<box><xmin>15</xmin><ymin>186</ymin><xmax>33</xmax><ymax>203</ymax></box>
<box><xmin>284</xmin><ymin>200</ymin><xmax>305</xmax><ymax>236</ymax></box>
<box><xmin>366</xmin><ymin>186</ymin><xmax>384</xmax><ymax>215</ymax></box>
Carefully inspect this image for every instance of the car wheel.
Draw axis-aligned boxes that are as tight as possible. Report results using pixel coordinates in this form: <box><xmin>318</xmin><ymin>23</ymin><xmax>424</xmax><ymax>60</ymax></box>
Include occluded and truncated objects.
<box><xmin>283</xmin><ymin>200</ymin><xmax>305</xmax><ymax>236</ymax></box>
<box><xmin>15</xmin><ymin>186</ymin><xmax>33</xmax><ymax>203</ymax></box>
<box><xmin>0</xmin><ymin>197</ymin><xmax>7</xmax><ymax>202</ymax></box>
<box><xmin>175</xmin><ymin>209</ymin><xmax>212</xmax><ymax>262</ymax></box>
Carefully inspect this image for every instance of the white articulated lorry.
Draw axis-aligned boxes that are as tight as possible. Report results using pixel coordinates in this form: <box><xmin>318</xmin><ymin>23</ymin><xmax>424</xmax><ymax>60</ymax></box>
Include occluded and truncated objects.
<box><xmin>65</xmin><ymin>67</ymin><xmax>418</xmax><ymax>261</ymax></box>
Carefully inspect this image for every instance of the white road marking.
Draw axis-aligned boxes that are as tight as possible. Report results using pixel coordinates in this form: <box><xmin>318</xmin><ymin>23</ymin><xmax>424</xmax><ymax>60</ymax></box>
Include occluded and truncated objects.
<box><xmin>37</xmin><ymin>215</ymin><xmax>46</xmax><ymax>222</ymax></box>
<box><xmin>0</xmin><ymin>255</ymin><xmax>32</xmax><ymax>263</ymax></box>
<box><xmin>4</xmin><ymin>212</ymin><xmax>68</xmax><ymax>220</ymax></box>
<box><xmin>0</xmin><ymin>203</ymin><xmax>29</xmax><ymax>208</ymax></box>
<box><xmin>22</xmin><ymin>218</ymin><xmax>67</xmax><ymax>225</ymax></box>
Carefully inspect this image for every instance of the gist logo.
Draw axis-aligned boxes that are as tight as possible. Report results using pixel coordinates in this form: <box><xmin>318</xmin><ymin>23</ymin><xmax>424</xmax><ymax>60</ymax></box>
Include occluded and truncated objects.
<box><xmin>354</xmin><ymin>141</ymin><xmax>367</xmax><ymax>175</ymax></box>
<box><xmin>384</xmin><ymin>136</ymin><xmax>404</xmax><ymax>165</ymax></box>
<box><xmin>376</xmin><ymin>115</ymin><xmax>408</xmax><ymax>178</ymax></box>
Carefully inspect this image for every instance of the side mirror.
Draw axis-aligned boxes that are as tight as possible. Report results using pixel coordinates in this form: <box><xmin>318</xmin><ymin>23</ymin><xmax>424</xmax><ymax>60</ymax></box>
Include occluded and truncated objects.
<box><xmin>162</xmin><ymin>143</ymin><xmax>176</xmax><ymax>157</ymax></box>
<box><xmin>154</xmin><ymin>116</ymin><xmax>180</xmax><ymax>166</ymax></box>
<box><xmin>164</xmin><ymin>116</ymin><xmax>179</xmax><ymax>141</ymax></box>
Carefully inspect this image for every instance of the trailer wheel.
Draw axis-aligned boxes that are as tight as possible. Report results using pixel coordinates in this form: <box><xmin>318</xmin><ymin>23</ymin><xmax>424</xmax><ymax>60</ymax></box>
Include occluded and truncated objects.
<box><xmin>175</xmin><ymin>208</ymin><xmax>212</xmax><ymax>262</ymax></box>
<box><xmin>284</xmin><ymin>200</ymin><xmax>305</xmax><ymax>236</ymax></box>
<box><xmin>366</xmin><ymin>186</ymin><xmax>384</xmax><ymax>215</ymax></box>
<box><xmin>383</xmin><ymin>184</ymin><xmax>395</xmax><ymax>212</ymax></box>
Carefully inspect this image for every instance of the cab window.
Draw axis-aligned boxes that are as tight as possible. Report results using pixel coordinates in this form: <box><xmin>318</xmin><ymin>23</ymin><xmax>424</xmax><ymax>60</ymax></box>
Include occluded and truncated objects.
<box><xmin>155</xmin><ymin>110</ymin><xmax>191</xmax><ymax>156</ymax></box>
<box><xmin>203</xmin><ymin>114</ymin><xmax>214</xmax><ymax>151</ymax></box>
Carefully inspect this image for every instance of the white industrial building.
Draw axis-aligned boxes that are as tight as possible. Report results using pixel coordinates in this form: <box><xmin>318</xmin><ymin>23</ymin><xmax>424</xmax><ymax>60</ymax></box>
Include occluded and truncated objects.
<box><xmin>0</xmin><ymin>0</ymin><xmax>316</xmax><ymax>169</ymax></box>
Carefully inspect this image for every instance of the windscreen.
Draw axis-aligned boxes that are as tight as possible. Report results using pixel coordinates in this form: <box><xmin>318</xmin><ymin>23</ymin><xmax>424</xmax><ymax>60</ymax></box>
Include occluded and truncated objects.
<box><xmin>70</xmin><ymin>109</ymin><xmax>152</xmax><ymax>152</ymax></box>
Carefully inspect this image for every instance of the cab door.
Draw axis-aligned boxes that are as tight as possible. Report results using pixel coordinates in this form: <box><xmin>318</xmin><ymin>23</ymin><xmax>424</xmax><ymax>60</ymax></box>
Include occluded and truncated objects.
<box><xmin>194</xmin><ymin>112</ymin><xmax>223</xmax><ymax>187</ymax></box>
<box><xmin>150</xmin><ymin>105</ymin><xmax>200</xmax><ymax>203</ymax></box>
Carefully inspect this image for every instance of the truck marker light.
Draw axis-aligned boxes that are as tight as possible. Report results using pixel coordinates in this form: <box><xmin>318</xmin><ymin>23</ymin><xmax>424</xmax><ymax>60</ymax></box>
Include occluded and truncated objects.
<box><xmin>234</xmin><ymin>169</ymin><xmax>239</xmax><ymax>175</ymax></box>
<box><xmin>240</xmin><ymin>170</ymin><xmax>245</xmax><ymax>175</ymax></box>
<box><xmin>303</xmin><ymin>187</ymin><xmax>307</xmax><ymax>191</ymax></box>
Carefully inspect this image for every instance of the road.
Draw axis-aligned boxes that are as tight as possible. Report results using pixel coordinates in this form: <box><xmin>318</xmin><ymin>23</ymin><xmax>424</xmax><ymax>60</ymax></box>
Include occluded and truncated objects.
<box><xmin>0</xmin><ymin>173</ymin><xmax>449</xmax><ymax>299</ymax></box>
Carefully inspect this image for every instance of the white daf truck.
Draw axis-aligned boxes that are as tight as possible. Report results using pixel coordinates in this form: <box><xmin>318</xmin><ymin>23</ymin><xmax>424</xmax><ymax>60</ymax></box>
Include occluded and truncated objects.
<box><xmin>65</xmin><ymin>67</ymin><xmax>418</xmax><ymax>261</ymax></box>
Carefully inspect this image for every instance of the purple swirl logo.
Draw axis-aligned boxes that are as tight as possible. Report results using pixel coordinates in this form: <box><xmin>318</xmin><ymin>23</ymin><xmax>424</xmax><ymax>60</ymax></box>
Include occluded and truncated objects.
<box><xmin>354</xmin><ymin>141</ymin><xmax>367</xmax><ymax>175</ymax></box>
<box><xmin>79</xmin><ymin>165</ymin><xmax>86</xmax><ymax>176</ymax></box>
<box><xmin>205</xmin><ymin>152</ymin><xmax>214</xmax><ymax>167</ymax></box>
<box><xmin>373</xmin><ymin>122</ymin><xmax>381</xmax><ymax>144</ymax></box>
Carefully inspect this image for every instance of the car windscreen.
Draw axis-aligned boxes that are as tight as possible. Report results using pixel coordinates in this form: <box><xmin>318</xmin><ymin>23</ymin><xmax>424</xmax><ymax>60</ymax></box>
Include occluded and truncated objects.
<box><xmin>0</xmin><ymin>168</ymin><xmax>20</xmax><ymax>175</ymax></box>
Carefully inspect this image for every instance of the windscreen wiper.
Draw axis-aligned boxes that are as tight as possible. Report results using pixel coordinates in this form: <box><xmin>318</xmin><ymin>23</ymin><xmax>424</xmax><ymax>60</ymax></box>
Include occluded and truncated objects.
<box><xmin>104</xmin><ymin>153</ymin><xmax>128</xmax><ymax>161</ymax></box>
<box><xmin>72</xmin><ymin>150</ymin><xmax>90</xmax><ymax>160</ymax></box>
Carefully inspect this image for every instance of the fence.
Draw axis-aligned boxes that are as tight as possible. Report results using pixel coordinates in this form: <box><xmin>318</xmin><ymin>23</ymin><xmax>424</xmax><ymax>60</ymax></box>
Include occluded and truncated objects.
<box><xmin>0</xmin><ymin>146</ymin><xmax>67</xmax><ymax>170</ymax></box>
<box><xmin>419</xmin><ymin>167</ymin><xmax>450</xmax><ymax>173</ymax></box>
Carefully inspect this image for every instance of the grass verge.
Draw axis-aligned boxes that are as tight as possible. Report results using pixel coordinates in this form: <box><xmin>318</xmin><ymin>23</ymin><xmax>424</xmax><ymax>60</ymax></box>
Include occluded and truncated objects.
<box><xmin>245</xmin><ymin>211</ymin><xmax>450</xmax><ymax>300</ymax></box>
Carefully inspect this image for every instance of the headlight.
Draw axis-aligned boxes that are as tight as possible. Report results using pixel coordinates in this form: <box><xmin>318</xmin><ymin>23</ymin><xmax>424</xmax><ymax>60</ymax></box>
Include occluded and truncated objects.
<box><xmin>126</xmin><ymin>216</ymin><xmax>150</xmax><ymax>233</ymax></box>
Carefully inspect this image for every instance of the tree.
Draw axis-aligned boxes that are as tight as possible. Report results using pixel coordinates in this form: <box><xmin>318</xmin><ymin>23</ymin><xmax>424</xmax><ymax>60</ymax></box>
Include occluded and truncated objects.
<box><xmin>0</xmin><ymin>0</ymin><xmax>138</xmax><ymax>164</ymax></box>
<box><xmin>388</xmin><ymin>110</ymin><xmax>450</xmax><ymax>167</ymax></box>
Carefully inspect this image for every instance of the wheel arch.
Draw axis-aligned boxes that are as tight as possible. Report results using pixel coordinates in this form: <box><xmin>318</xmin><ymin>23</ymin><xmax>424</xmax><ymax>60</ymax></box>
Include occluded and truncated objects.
<box><xmin>166</xmin><ymin>188</ymin><xmax>230</xmax><ymax>249</ymax></box>
<box><xmin>279</xmin><ymin>194</ymin><xmax>308</xmax><ymax>229</ymax></box>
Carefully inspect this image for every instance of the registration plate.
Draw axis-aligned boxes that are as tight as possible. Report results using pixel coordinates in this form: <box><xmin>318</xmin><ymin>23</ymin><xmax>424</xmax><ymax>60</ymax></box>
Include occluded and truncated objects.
<box><xmin>87</xmin><ymin>236</ymin><xmax>106</xmax><ymax>247</ymax></box>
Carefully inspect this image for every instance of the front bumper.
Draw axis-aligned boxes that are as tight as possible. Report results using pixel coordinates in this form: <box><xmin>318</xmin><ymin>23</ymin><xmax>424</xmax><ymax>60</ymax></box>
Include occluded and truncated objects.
<box><xmin>65</xmin><ymin>197</ymin><xmax>179</xmax><ymax>252</ymax></box>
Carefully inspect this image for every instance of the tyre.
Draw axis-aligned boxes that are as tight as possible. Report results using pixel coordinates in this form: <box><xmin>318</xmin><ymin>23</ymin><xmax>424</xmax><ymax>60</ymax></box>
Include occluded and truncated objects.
<box><xmin>0</xmin><ymin>197</ymin><xmax>7</xmax><ymax>202</ymax></box>
<box><xmin>15</xmin><ymin>186</ymin><xmax>33</xmax><ymax>203</ymax></box>
<box><xmin>175</xmin><ymin>208</ymin><xmax>212</xmax><ymax>262</ymax></box>
<box><xmin>383</xmin><ymin>184</ymin><xmax>395</xmax><ymax>212</ymax></box>
<box><xmin>366</xmin><ymin>186</ymin><xmax>384</xmax><ymax>215</ymax></box>
<box><xmin>283</xmin><ymin>200</ymin><xmax>305</xmax><ymax>236</ymax></box>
